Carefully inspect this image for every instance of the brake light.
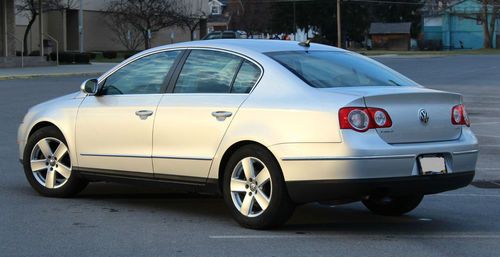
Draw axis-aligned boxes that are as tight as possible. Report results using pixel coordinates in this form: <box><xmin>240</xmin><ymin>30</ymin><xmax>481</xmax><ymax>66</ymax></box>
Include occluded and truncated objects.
<box><xmin>339</xmin><ymin>107</ymin><xmax>392</xmax><ymax>132</ymax></box>
<box><xmin>451</xmin><ymin>104</ymin><xmax>470</xmax><ymax>127</ymax></box>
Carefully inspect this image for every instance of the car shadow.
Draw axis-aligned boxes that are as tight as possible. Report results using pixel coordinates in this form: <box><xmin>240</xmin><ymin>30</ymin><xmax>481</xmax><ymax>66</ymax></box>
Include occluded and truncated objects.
<box><xmin>67</xmin><ymin>182</ymin><xmax>461</xmax><ymax>234</ymax></box>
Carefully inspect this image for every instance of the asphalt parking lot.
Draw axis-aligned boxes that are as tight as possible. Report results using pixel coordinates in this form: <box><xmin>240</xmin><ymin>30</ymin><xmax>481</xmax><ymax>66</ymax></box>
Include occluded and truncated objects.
<box><xmin>0</xmin><ymin>55</ymin><xmax>499</xmax><ymax>256</ymax></box>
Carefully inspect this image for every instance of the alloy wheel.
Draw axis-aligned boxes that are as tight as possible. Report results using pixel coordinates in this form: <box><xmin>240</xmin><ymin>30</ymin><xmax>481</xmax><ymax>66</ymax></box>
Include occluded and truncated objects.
<box><xmin>230</xmin><ymin>157</ymin><xmax>272</xmax><ymax>217</ymax></box>
<box><xmin>30</xmin><ymin>137</ymin><xmax>72</xmax><ymax>189</ymax></box>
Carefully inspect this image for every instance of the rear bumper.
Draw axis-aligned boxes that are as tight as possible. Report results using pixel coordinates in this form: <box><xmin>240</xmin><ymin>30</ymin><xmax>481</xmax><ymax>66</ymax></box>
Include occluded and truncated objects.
<box><xmin>286</xmin><ymin>170</ymin><xmax>474</xmax><ymax>203</ymax></box>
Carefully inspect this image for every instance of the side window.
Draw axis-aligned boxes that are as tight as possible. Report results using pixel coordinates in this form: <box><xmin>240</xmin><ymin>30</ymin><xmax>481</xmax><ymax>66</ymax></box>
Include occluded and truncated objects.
<box><xmin>231</xmin><ymin>61</ymin><xmax>261</xmax><ymax>93</ymax></box>
<box><xmin>174</xmin><ymin>50</ymin><xmax>242</xmax><ymax>93</ymax></box>
<box><xmin>101</xmin><ymin>51</ymin><xmax>180</xmax><ymax>95</ymax></box>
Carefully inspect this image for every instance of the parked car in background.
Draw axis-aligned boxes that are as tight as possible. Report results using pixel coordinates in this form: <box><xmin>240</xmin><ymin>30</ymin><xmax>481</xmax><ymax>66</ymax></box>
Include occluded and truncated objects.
<box><xmin>202</xmin><ymin>30</ymin><xmax>246</xmax><ymax>40</ymax></box>
<box><xmin>18</xmin><ymin>40</ymin><xmax>478</xmax><ymax>229</ymax></box>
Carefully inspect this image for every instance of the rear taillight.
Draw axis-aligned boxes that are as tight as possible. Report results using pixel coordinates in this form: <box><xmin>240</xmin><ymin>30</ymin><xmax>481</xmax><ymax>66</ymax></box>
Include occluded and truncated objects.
<box><xmin>451</xmin><ymin>104</ymin><xmax>470</xmax><ymax>127</ymax></box>
<box><xmin>339</xmin><ymin>107</ymin><xmax>392</xmax><ymax>132</ymax></box>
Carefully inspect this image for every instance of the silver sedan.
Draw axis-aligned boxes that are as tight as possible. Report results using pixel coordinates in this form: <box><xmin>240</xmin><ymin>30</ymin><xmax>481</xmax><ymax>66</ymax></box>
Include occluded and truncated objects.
<box><xmin>18</xmin><ymin>40</ymin><xmax>478</xmax><ymax>229</ymax></box>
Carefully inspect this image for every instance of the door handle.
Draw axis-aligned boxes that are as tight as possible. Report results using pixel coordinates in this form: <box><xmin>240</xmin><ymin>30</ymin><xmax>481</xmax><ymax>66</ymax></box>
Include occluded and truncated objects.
<box><xmin>135</xmin><ymin>110</ymin><xmax>154</xmax><ymax>120</ymax></box>
<box><xmin>211</xmin><ymin>111</ymin><xmax>232</xmax><ymax>121</ymax></box>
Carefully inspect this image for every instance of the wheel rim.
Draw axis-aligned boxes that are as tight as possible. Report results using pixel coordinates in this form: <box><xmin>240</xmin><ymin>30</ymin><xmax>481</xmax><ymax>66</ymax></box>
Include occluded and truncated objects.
<box><xmin>30</xmin><ymin>137</ymin><xmax>72</xmax><ymax>189</ymax></box>
<box><xmin>230</xmin><ymin>157</ymin><xmax>272</xmax><ymax>217</ymax></box>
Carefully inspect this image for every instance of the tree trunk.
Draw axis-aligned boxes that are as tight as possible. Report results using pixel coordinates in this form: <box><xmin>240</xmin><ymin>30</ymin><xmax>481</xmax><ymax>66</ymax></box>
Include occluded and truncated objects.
<box><xmin>143</xmin><ymin>33</ymin><xmax>150</xmax><ymax>49</ymax></box>
<box><xmin>190</xmin><ymin>28</ymin><xmax>195</xmax><ymax>41</ymax></box>
<box><xmin>23</xmin><ymin>13</ymin><xmax>38</xmax><ymax>54</ymax></box>
<box><xmin>489</xmin><ymin>5</ymin><xmax>498</xmax><ymax>48</ymax></box>
<box><xmin>482</xmin><ymin>0</ymin><xmax>492</xmax><ymax>48</ymax></box>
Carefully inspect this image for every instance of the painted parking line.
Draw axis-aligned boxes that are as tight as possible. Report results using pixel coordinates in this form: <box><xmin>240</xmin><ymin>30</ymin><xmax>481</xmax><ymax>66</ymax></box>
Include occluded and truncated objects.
<box><xmin>465</xmin><ymin>95</ymin><xmax>500</xmax><ymax>100</ymax></box>
<box><xmin>479</xmin><ymin>145</ymin><xmax>500</xmax><ymax>148</ymax></box>
<box><xmin>472</xmin><ymin>121</ymin><xmax>500</xmax><ymax>125</ymax></box>
<box><xmin>436</xmin><ymin>193</ymin><xmax>500</xmax><ymax>198</ymax></box>
<box><xmin>476</xmin><ymin>134</ymin><xmax>500</xmax><ymax>139</ymax></box>
<box><xmin>209</xmin><ymin>234</ymin><xmax>500</xmax><ymax>239</ymax></box>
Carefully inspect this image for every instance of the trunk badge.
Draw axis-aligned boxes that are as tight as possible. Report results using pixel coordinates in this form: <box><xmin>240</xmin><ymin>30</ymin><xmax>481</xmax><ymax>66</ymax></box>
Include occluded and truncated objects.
<box><xmin>418</xmin><ymin>109</ymin><xmax>429</xmax><ymax>124</ymax></box>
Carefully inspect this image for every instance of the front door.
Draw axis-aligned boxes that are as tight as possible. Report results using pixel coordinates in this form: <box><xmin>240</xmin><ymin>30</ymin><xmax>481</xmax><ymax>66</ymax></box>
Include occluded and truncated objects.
<box><xmin>153</xmin><ymin>49</ymin><xmax>262</xmax><ymax>181</ymax></box>
<box><xmin>76</xmin><ymin>50</ymin><xmax>181</xmax><ymax>175</ymax></box>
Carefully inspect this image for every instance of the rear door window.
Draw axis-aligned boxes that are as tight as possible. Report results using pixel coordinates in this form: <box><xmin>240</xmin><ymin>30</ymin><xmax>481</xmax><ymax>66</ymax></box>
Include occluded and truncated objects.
<box><xmin>174</xmin><ymin>50</ymin><xmax>242</xmax><ymax>93</ymax></box>
<box><xmin>231</xmin><ymin>61</ymin><xmax>261</xmax><ymax>93</ymax></box>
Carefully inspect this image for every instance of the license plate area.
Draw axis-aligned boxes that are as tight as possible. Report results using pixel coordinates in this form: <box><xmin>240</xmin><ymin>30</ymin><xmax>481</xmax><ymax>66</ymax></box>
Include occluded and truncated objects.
<box><xmin>418</xmin><ymin>154</ymin><xmax>447</xmax><ymax>175</ymax></box>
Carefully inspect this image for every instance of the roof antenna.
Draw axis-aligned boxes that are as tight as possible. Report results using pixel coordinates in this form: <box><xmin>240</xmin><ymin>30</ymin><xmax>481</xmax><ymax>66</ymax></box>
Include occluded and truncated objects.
<box><xmin>298</xmin><ymin>39</ymin><xmax>311</xmax><ymax>48</ymax></box>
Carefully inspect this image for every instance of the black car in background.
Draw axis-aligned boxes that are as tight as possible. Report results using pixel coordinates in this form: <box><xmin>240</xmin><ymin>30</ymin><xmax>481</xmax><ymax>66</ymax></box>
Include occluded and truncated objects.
<box><xmin>202</xmin><ymin>30</ymin><xmax>246</xmax><ymax>40</ymax></box>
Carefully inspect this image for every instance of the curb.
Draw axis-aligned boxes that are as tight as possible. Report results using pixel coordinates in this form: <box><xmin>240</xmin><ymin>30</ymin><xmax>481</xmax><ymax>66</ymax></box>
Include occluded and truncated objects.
<box><xmin>0</xmin><ymin>72</ymin><xmax>104</xmax><ymax>81</ymax></box>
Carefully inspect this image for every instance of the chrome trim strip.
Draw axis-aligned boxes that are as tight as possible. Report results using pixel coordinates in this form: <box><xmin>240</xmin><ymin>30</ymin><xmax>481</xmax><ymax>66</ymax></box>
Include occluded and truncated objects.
<box><xmin>80</xmin><ymin>153</ymin><xmax>212</xmax><ymax>161</ymax></box>
<box><xmin>152</xmin><ymin>155</ymin><xmax>212</xmax><ymax>161</ymax></box>
<box><xmin>281</xmin><ymin>154</ymin><xmax>416</xmax><ymax>161</ymax></box>
<box><xmin>452</xmin><ymin>149</ymin><xmax>479</xmax><ymax>155</ymax></box>
<box><xmin>80</xmin><ymin>153</ymin><xmax>150</xmax><ymax>158</ymax></box>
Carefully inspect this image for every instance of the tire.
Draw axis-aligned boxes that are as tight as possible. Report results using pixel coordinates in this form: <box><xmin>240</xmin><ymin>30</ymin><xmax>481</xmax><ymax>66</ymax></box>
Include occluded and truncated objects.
<box><xmin>222</xmin><ymin>144</ymin><xmax>295</xmax><ymax>229</ymax></box>
<box><xmin>23</xmin><ymin>126</ymin><xmax>88</xmax><ymax>197</ymax></box>
<box><xmin>362</xmin><ymin>194</ymin><xmax>423</xmax><ymax>216</ymax></box>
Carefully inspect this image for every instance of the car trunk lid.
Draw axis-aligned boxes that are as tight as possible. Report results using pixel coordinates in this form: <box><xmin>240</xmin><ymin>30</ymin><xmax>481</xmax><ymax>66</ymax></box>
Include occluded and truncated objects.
<box><xmin>322</xmin><ymin>86</ymin><xmax>463</xmax><ymax>144</ymax></box>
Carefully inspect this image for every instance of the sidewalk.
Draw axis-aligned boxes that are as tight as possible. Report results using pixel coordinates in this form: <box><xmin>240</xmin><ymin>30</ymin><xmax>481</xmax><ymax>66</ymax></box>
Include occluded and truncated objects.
<box><xmin>0</xmin><ymin>63</ymin><xmax>117</xmax><ymax>80</ymax></box>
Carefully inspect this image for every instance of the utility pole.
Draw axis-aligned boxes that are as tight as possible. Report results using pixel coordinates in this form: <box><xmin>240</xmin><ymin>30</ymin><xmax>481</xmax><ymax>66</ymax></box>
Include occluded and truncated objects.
<box><xmin>39</xmin><ymin>0</ymin><xmax>44</xmax><ymax>58</ymax></box>
<box><xmin>79</xmin><ymin>0</ymin><xmax>83</xmax><ymax>53</ymax></box>
<box><xmin>337</xmin><ymin>0</ymin><xmax>341</xmax><ymax>48</ymax></box>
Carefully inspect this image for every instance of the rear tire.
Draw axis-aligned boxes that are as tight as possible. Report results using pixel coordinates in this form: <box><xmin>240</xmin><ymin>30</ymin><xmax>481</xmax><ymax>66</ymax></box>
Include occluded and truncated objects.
<box><xmin>362</xmin><ymin>194</ymin><xmax>423</xmax><ymax>216</ymax></box>
<box><xmin>23</xmin><ymin>126</ymin><xmax>88</xmax><ymax>197</ymax></box>
<box><xmin>222</xmin><ymin>144</ymin><xmax>295</xmax><ymax>229</ymax></box>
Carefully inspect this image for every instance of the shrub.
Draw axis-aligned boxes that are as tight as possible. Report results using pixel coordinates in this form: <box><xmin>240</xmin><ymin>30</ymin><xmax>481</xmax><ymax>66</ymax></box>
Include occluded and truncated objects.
<box><xmin>58</xmin><ymin>52</ymin><xmax>75</xmax><ymax>63</ymax></box>
<box><xmin>102</xmin><ymin>51</ymin><xmax>118</xmax><ymax>59</ymax></box>
<box><xmin>123</xmin><ymin>51</ymin><xmax>139</xmax><ymax>60</ymax></box>
<box><xmin>74</xmin><ymin>53</ymin><xmax>90</xmax><ymax>64</ymax></box>
<box><xmin>85</xmin><ymin>52</ymin><xmax>97</xmax><ymax>59</ymax></box>
<box><xmin>29</xmin><ymin>50</ymin><xmax>40</xmax><ymax>56</ymax></box>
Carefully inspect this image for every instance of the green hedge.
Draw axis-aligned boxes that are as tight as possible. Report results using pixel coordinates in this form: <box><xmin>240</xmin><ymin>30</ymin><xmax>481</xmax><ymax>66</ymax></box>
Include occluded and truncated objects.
<box><xmin>123</xmin><ymin>51</ymin><xmax>140</xmax><ymax>60</ymax></box>
<box><xmin>50</xmin><ymin>52</ymin><xmax>90</xmax><ymax>64</ymax></box>
<box><xmin>102</xmin><ymin>51</ymin><xmax>118</xmax><ymax>59</ymax></box>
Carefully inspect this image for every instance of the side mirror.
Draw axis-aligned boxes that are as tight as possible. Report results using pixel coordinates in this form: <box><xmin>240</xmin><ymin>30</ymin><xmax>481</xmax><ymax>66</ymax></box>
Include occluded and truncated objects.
<box><xmin>80</xmin><ymin>78</ymin><xmax>99</xmax><ymax>95</ymax></box>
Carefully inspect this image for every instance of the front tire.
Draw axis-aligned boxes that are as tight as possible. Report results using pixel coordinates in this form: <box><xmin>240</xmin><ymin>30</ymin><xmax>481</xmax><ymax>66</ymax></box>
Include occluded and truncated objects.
<box><xmin>362</xmin><ymin>194</ymin><xmax>423</xmax><ymax>216</ymax></box>
<box><xmin>23</xmin><ymin>126</ymin><xmax>88</xmax><ymax>197</ymax></box>
<box><xmin>222</xmin><ymin>144</ymin><xmax>295</xmax><ymax>229</ymax></box>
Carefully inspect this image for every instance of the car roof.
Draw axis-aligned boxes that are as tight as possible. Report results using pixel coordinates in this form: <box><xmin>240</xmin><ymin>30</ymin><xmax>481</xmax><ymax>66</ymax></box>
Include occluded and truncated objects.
<box><xmin>145</xmin><ymin>39</ymin><xmax>345</xmax><ymax>55</ymax></box>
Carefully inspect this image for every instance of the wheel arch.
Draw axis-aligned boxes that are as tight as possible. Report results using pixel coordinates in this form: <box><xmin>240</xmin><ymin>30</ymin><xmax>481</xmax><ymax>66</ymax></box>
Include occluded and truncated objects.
<box><xmin>28</xmin><ymin>121</ymin><xmax>64</xmax><ymax>139</ymax></box>
<box><xmin>217</xmin><ymin>140</ymin><xmax>282</xmax><ymax>192</ymax></box>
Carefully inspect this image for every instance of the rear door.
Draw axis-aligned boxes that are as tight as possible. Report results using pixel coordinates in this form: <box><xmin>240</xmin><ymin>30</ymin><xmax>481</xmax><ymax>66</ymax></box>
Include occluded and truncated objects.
<box><xmin>76</xmin><ymin>50</ymin><xmax>182</xmax><ymax>175</ymax></box>
<box><xmin>152</xmin><ymin>49</ymin><xmax>262</xmax><ymax>181</ymax></box>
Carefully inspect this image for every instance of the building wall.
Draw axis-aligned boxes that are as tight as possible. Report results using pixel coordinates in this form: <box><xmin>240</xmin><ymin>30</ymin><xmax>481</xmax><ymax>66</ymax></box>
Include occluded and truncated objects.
<box><xmin>371</xmin><ymin>34</ymin><xmax>410</xmax><ymax>51</ymax></box>
<box><xmin>423</xmin><ymin>0</ymin><xmax>499</xmax><ymax>49</ymax></box>
<box><xmin>1</xmin><ymin>0</ymin><xmax>16</xmax><ymax>56</ymax></box>
<box><xmin>14</xmin><ymin>0</ymin><xmax>210</xmax><ymax>53</ymax></box>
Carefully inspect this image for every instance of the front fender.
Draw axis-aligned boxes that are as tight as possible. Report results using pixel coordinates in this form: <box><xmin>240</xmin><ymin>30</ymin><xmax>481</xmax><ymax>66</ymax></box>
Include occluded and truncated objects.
<box><xmin>18</xmin><ymin>92</ymin><xmax>84</xmax><ymax>166</ymax></box>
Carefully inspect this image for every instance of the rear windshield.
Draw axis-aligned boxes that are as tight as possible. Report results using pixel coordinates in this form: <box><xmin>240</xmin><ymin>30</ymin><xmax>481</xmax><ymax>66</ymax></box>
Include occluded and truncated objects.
<box><xmin>266</xmin><ymin>51</ymin><xmax>417</xmax><ymax>88</ymax></box>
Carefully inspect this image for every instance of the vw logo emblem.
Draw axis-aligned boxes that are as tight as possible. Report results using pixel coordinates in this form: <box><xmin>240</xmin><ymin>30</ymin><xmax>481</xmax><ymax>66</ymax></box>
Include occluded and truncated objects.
<box><xmin>418</xmin><ymin>109</ymin><xmax>429</xmax><ymax>124</ymax></box>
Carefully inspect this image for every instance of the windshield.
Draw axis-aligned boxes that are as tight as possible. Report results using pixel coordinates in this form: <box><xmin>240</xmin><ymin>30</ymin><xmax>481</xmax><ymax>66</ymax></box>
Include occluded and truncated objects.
<box><xmin>266</xmin><ymin>51</ymin><xmax>417</xmax><ymax>88</ymax></box>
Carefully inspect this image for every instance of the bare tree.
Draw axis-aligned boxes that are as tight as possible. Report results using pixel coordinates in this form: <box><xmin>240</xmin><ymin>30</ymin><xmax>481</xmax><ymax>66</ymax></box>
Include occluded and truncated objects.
<box><xmin>176</xmin><ymin>2</ymin><xmax>207</xmax><ymax>41</ymax></box>
<box><xmin>227</xmin><ymin>0</ymin><xmax>272</xmax><ymax>37</ymax></box>
<box><xmin>105</xmin><ymin>14</ymin><xmax>145</xmax><ymax>50</ymax></box>
<box><xmin>443</xmin><ymin>0</ymin><xmax>499</xmax><ymax>48</ymax></box>
<box><xmin>105</xmin><ymin>0</ymin><xmax>180</xmax><ymax>49</ymax></box>
<box><xmin>479</xmin><ymin>0</ymin><xmax>499</xmax><ymax>48</ymax></box>
<box><xmin>16</xmin><ymin>0</ymin><xmax>72</xmax><ymax>54</ymax></box>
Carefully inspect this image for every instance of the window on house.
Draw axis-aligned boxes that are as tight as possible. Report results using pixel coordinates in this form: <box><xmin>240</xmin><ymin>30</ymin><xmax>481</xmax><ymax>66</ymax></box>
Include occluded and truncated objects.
<box><xmin>211</xmin><ymin>6</ymin><xmax>220</xmax><ymax>15</ymax></box>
